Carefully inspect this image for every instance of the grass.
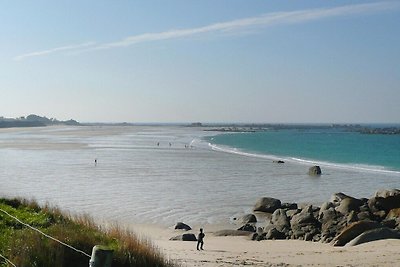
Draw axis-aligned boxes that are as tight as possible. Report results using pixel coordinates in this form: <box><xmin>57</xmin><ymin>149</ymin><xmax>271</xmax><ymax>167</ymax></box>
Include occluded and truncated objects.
<box><xmin>0</xmin><ymin>198</ymin><xmax>176</xmax><ymax>267</ymax></box>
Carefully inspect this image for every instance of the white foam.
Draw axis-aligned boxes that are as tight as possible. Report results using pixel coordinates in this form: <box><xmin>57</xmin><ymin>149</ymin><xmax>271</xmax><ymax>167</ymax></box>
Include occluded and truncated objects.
<box><xmin>208</xmin><ymin>142</ymin><xmax>400</xmax><ymax>176</ymax></box>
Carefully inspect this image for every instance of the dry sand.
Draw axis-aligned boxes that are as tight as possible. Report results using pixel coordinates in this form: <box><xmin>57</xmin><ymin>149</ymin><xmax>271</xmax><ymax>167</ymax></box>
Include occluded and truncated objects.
<box><xmin>131</xmin><ymin>223</ymin><xmax>400</xmax><ymax>267</ymax></box>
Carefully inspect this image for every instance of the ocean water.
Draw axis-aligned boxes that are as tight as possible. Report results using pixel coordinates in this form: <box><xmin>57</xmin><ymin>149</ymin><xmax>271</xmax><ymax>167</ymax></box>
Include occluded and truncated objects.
<box><xmin>207</xmin><ymin>127</ymin><xmax>400</xmax><ymax>173</ymax></box>
<box><xmin>0</xmin><ymin>126</ymin><xmax>399</xmax><ymax>228</ymax></box>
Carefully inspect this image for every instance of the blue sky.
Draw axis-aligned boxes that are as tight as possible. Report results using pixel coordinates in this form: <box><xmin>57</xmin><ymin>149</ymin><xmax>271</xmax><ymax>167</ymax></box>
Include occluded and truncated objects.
<box><xmin>1</xmin><ymin>1</ymin><xmax>400</xmax><ymax>123</ymax></box>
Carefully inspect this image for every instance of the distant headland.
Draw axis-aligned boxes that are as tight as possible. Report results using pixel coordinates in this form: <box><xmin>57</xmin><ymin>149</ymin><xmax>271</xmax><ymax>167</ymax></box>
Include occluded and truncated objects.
<box><xmin>0</xmin><ymin>114</ymin><xmax>79</xmax><ymax>128</ymax></box>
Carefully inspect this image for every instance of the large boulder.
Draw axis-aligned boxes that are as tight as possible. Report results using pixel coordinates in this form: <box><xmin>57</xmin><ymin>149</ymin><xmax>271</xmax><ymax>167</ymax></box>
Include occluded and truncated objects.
<box><xmin>291</xmin><ymin>205</ymin><xmax>319</xmax><ymax>226</ymax></box>
<box><xmin>290</xmin><ymin>205</ymin><xmax>321</xmax><ymax>239</ymax></box>
<box><xmin>332</xmin><ymin>220</ymin><xmax>382</xmax><ymax>246</ymax></box>
<box><xmin>335</xmin><ymin>197</ymin><xmax>363</xmax><ymax>215</ymax></box>
<box><xmin>330</xmin><ymin>192</ymin><xmax>351</xmax><ymax>206</ymax></box>
<box><xmin>239</xmin><ymin>214</ymin><xmax>257</xmax><ymax>224</ymax></box>
<box><xmin>271</xmin><ymin>209</ymin><xmax>290</xmax><ymax>231</ymax></box>
<box><xmin>346</xmin><ymin>227</ymin><xmax>400</xmax><ymax>246</ymax></box>
<box><xmin>253</xmin><ymin>197</ymin><xmax>282</xmax><ymax>213</ymax></box>
<box><xmin>170</xmin><ymin>233</ymin><xmax>197</xmax><ymax>241</ymax></box>
<box><xmin>174</xmin><ymin>222</ymin><xmax>192</xmax><ymax>231</ymax></box>
<box><xmin>369</xmin><ymin>195</ymin><xmax>400</xmax><ymax>213</ymax></box>
<box><xmin>308</xmin><ymin>166</ymin><xmax>322</xmax><ymax>176</ymax></box>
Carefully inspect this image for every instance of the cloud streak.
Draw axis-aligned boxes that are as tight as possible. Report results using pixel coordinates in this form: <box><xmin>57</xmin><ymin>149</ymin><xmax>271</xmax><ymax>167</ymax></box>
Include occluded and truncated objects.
<box><xmin>14</xmin><ymin>42</ymin><xmax>96</xmax><ymax>61</ymax></box>
<box><xmin>14</xmin><ymin>1</ymin><xmax>399</xmax><ymax>60</ymax></box>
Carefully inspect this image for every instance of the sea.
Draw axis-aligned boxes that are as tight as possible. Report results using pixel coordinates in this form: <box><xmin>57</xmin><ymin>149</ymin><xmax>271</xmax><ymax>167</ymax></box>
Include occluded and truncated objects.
<box><xmin>0</xmin><ymin>125</ymin><xmax>399</xmax><ymax>227</ymax></box>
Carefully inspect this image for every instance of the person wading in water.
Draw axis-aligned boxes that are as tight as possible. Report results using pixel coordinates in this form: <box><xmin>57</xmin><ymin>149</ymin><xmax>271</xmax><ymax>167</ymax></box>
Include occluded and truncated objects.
<box><xmin>197</xmin><ymin>228</ymin><xmax>205</xmax><ymax>250</ymax></box>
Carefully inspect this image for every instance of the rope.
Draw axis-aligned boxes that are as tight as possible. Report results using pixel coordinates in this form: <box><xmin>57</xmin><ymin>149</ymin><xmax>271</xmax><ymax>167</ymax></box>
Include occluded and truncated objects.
<box><xmin>0</xmin><ymin>208</ymin><xmax>91</xmax><ymax>258</ymax></box>
<box><xmin>0</xmin><ymin>253</ymin><xmax>16</xmax><ymax>267</ymax></box>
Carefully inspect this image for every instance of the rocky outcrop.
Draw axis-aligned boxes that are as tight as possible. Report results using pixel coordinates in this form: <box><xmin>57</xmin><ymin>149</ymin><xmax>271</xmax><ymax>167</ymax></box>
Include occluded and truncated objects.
<box><xmin>271</xmin><ymin>209</ymin><xmax>290</xmax><ymax>231</ymax></box>
<box><xmin>250</xmin><ymin>189</ymin><xmax>400</xmax><ymax>246</ymax></box>
<box><xmin>253</xmin><ymin>197</ymin><xmax>281</xmax><ymax>213</ymax></box>
<box><xmin>290</xmin><ymin>205</ymin><xmax>321</xmax><ymax>241</ymax></box>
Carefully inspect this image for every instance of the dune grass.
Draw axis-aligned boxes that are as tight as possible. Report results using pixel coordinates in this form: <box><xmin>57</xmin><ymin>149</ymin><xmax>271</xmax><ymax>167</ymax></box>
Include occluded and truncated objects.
<box><xmin>0</xmin><ymin>198</ymin><xmax>176</xmax><ymax>267</ymax></box>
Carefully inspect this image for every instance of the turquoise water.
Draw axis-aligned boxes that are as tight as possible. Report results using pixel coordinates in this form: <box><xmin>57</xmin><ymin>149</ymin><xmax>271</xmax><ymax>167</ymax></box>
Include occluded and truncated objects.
<box><xmin>208</xmin><ymin>128</ymin><xmax>400</xmax><ymax>172</ymax></box>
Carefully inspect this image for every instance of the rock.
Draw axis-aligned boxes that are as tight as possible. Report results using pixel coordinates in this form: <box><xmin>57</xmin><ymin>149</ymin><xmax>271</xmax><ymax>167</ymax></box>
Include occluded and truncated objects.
<box><xmin>320</xmin><ymin>208</ymin><xmax>346</xmax><ymax>243</ymax></box>
<box><xmin>174</xmin><ymin>222</ymin><xmax>192</xmax><ymax>231</ymax></box>
<box><xmin>374</xmin><ymin>189</ymin><xmax>400</xmax><ymax>198</ymax></box>
<box><xmin>273</xmin><ymin>160</ymin><xmax>285</xmax><ymax>164</ymax></box>
<box><xmin>291</xmin><ymin>205</ymin><xmax>319</xmax><ymax>226</ymax></box>
<box><xmin>347</xmin><ymin>211</ymin><xmax>359</xmax><ymax>224</ymax></box>
<box><xmin>320</xmin><ymin>202</ymin><xmax>335</xmax><ymax>212</ymax></box>
<box><xmin>369</xmin><ymin>195</ymin><xmax>400</xmax><ymax>213</ymax></box>
<box><xmin>290</xmin><ymin>205</ymin><xmax>321</xmax><ymax>239</ymax></box>
<box><xmin>238</xmin><ymin>224</ymin><xmax>257</xmax><ymax>232</ymax></box>
<box><xmin>265</xmin><ymin>228</ymin><xmax>286</xmax><ymax>240</ymax></box>
<box><xmin>253</xmin><ymin>232</ymin><xmax>267</xmax><ymax>241</ymax></box>
<box><xmin>346</xmin><ymin>227</ymin><xmax>400</xmax><ymax>246</ymax></box>
<box><xmin>251</xmin><ymin>233</ymin><xmax>259</xmax><ymax>240</ymax></box>
<box><xmin>332</xmin><ymin>221</ymin><xmax>382</xmax><ymax>246</ymax></box>
<box><xmin>357</xmin><ymin>211</ymin><xmax>372</xmax><ymax>221</ymax></box>
<box><xmin>253</xmin><ymin>197</ymin><xmax>282</xmax><ymax>213</ymax></box>
<box><xmin>381</xmin><ymin>219</ymin><xmax>397</xmax><ymax>229</ymax></box>
<box><xmin>335</xmin><ymin>197</ymin><xmax>363</xmax><ymax>215</ymax></box>
<box><xmin>330</xmin><ymin>192</ymin><xmax>351</xmax><ymax>206</ymax></box>
<box><xmin>170</xmin><ymin>233</ymin><xmax>197</xmax><ymax>241</ymax></box>
<box><xmin>281</xmin><ymin>202</ymin><xmax>298</xmax><ymax>210</ymax></box>
<box><xmin>239</xmin><ymin>214</ymin><xmax>257</xmax><ymax>224</ymax></box>
<box><xmin>214</xmin><ymin>230</ymin><xmax>253</xmax><ymax>236</ymax></box>
<box><xmin>372</xmin><ymin>210</ymin><xmax>387</xmax><ymax>222</ymax></box>
<box><xmin>271</xmin><ymin>209</ymin><xmax>290</xmax><ymax>231</ymax></box>
<box><xmin>308</xmin><ymin>166</ymin><xmax>322</xmax><ymax>176</ymax></box>
<box><xmin>386</xmin><ymin>208</ymin><xmax>400</xmax><ymax>220</ymax></box>
<box><xmin>377</xmin><ymin>195</ymin><xmax>400</xmax><ymax>212</ymax></box>
<box><xmin>263</xmin><ymin>223</ymin><xmax>276</xmax><ymax>234</ymax></box>
<box><xmin>286</xmin><ymin>209</ymin><xmax>300</xmax><ymax>218</ymax></box>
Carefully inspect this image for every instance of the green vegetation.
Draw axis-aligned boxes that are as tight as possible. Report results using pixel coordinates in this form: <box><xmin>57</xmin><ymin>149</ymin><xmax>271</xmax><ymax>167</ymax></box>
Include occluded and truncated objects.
<box><xmin>0</xmin><ymin>198</ymin><xmax>176</xmax><ymax>267</ymax></box>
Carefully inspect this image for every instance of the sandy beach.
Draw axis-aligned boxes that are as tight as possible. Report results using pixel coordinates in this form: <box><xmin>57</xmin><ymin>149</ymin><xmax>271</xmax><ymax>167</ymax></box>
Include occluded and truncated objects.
<box><xmin>131</xmin><ymin>224</ymin><xmax>400</xmax><ymax>267</ymax></box>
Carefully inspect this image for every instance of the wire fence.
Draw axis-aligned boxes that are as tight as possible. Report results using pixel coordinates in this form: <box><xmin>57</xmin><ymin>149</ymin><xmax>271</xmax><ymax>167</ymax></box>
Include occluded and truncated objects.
<box><xmin>0</xmin><ymin>253</ymin><xmax>16</xmax><ymax>267</ymax></box>
<box><xmin>0</xmin><ymin>207</ymin><xmax>92</xmax><ymax>267</ymax></box>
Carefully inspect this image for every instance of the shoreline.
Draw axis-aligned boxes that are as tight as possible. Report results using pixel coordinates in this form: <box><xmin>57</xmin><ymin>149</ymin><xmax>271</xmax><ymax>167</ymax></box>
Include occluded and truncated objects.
<box><xmin>128</xmin><ymin>222</ymin><xmax>400</xmax><ymax>267</ymax></box>
<box><xmin>124</xmin><ymin>188</ymin><xmax>400</xmax><ymax>266</ymax></box>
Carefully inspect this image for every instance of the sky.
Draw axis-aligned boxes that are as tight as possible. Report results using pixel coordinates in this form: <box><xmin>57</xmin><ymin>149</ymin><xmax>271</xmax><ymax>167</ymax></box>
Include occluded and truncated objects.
<box><xmin>1</xmin><ymin>1</ymin><xmax>400</xmax><ymax>123</ymax></box>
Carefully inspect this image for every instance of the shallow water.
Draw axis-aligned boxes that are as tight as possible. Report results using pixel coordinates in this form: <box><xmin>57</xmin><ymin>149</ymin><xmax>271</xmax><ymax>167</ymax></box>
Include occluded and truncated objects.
<box><xmin>0</xmin><ymin>126</ymin><xmax>399</xmax><ymax>227</ymax></box>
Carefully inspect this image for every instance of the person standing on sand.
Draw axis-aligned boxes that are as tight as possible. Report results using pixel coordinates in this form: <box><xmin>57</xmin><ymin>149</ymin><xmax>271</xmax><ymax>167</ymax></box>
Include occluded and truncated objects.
<box><xmin>197</xmin><ymin>228</ymin><xmax>205</xmax><ymax>250</ymax></box>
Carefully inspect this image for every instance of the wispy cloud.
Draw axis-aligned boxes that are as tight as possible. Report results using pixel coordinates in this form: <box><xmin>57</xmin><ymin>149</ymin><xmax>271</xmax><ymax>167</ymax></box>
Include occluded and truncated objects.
<box><xmin>14</xmin><ymin>1</ymin><xmax>399</xmax><ymax>61</ymax></box>
<box><xmin>13</xmin><ymin>42</ymin><xmax>96</xmax><ymax>61</ymax></box>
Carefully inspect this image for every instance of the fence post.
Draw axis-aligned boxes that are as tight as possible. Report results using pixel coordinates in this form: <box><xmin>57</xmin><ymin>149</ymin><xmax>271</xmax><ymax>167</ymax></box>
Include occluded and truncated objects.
<box><xmin>89</xmin><ymin>245</ymin><xmax>113</xmax><ymax>267</ymax></box>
